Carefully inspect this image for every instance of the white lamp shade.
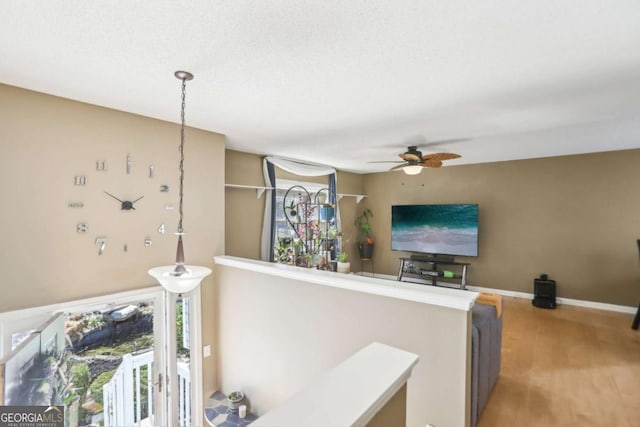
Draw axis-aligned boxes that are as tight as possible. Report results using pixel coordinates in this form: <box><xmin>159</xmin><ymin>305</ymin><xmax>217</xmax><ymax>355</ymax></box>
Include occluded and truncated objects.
<box><xmin>148</xmin><ymin>265</ymin><xmax>212</xmax><ymax>293</ymax></box>
<box><xmin>402</xmin><ymin>165</ymin><xmax>423</xmax><ymax>175</ymax></box>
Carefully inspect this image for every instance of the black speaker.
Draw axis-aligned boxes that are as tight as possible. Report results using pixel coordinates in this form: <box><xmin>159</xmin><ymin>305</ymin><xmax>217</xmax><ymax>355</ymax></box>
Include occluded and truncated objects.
<box><xmin>532</xmin><ymin>276</ymin><xmax>556</xmax><ymax>309</ymax></box>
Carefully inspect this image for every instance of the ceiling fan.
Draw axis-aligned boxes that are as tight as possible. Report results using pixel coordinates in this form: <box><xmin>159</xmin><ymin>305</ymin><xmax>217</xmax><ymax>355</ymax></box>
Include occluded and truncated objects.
<box><xmin>371</xmin><ymin>146</ymin><xmax>461</xmax><ymax>175</ymax></box>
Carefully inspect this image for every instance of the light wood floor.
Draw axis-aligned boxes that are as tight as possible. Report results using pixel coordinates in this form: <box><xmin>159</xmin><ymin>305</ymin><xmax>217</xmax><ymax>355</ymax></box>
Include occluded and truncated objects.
<box><xmin>477</xmin><ymin>298</ymin><xmax>640</xmax><ymax>427</ymax></box>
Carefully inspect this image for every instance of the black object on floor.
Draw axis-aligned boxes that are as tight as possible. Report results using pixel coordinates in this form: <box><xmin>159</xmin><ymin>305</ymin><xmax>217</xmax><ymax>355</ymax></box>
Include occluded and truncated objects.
<box><xmin>634</xmin><ymin>240</ymin><xmax>640</xmax><ymax>330</ymax></box>
<box><xmin>532</xmin><ymin>274</ymin><xmax>556</xmax><ymax>309</ymax></box>
<box><xmin>632</xmin><ymin>304</ymin><xmax>640</xmax><ymax>330</ymax></box>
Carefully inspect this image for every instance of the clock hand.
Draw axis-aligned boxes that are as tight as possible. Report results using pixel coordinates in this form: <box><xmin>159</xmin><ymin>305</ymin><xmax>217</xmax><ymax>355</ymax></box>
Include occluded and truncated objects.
<box><xmin>105</xmin><ymin>191</ymin><xmax>137</xmax><ymax>210</ymax></box>
<box><xmin>121</xmin><ymin>195</ymin><xmax>145</xmax><ymax>211</ymax></box>
<box><xmin>123</xmin><ymin>195</ymin><xmax>145</xmax><ymax>211</ymax></box>
<box><xmin>104</xmin><ymin>191</ymin><xmax>124</xmax><ymax>203</ymax></box>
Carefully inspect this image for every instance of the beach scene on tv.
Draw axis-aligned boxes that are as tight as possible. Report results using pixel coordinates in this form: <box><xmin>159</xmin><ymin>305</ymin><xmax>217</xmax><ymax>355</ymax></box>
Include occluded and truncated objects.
<box><xmin>391</xmin><ymin>204</ymin><xmax>479</xmax><ymax>257</ymax></box>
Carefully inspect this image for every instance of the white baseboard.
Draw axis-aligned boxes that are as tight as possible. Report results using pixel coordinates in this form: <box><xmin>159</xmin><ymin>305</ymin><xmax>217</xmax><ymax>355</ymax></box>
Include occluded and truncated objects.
<box><xmin>464</xmin><ymin>285</ymin><xmax>637</xmax><ymax>314</ymax></box>
<box><xmin>357</xmin><ymin>272</ymin><xmax>637</xmax><ymax>314</ymax></box>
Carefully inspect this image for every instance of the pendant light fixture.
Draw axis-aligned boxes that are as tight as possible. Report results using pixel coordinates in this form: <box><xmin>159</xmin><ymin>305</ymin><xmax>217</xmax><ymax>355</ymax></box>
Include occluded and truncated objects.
<box><xmin>148</xmin><ymin>71</ymin><xmax>212</xmax><ymax>293</ymax></box>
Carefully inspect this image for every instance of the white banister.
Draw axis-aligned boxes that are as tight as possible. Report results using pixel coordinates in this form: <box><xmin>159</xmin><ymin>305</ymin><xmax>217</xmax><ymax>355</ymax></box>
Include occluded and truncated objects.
<box><xmin>178</xmin><ymin>360</ymin><xmax>191</xmax><ymax>427</ymax></box>
<box><xmin>147</xmin><ymin>358</ymin><xmax>153</xmax><ymax>423</ymax></box>
<box><xmin>135</xmin><ymin>365</ymin><xmax>141</xmax><ymax>423</ymax></box>
<box><xmin>122</xmin><ymin>354</ymin><xmax>134</xmax><ymax>424</ymax></box>
<box><xmin>103</xmin><ymin>350</ymin><xmax>189</xmax><ymax>427</ymax></box>
<box><xmin>114</xmin><ymin>356</ymin><xmax>125</xmax><ymax>427</ymax></box>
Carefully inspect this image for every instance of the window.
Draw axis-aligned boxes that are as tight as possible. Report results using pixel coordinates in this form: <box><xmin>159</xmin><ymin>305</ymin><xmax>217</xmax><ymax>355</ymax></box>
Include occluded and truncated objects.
<box><xmin>11</xmin><ymin>330</ymin><xmax>35</xmax><ymax>351</ymax></box>
<box><xmin>0</xmin><ymin>287</ymin><xmax>203</xmax><ymax>426</ymax></box>
<box><xmin>273</xmin><ymin>179</ymin><xmax>338</xmax><ymax>265</ymax></box>
<box><xmin>274</xmin><ymin>179</ymin><xmax>329</xmax><ymax>240</ymax></box>
<box><xmin>261</xmin><ymin>157</ymin><xmax>340</xmax><ymax>262</ymax></box>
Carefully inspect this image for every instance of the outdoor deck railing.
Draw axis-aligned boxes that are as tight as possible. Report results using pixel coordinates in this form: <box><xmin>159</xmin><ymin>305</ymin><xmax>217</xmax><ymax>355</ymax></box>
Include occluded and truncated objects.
<box><xmin>103</xmin><ymin>350</ymin><xmax>191</xmax><ymax>427</ymax></box>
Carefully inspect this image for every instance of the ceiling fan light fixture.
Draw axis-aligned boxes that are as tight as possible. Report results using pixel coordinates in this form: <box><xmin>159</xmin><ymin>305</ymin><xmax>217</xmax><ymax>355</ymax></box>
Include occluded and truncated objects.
<box><xmin>402</xmin><ymin>165</ymin><xmax>423</xmax><ymax>175</ymax></box>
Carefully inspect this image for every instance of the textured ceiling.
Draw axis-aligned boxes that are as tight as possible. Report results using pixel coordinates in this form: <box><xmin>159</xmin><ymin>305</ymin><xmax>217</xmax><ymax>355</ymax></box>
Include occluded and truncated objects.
<box><xmin>2</xmin><ymin>1</ymin><xmax>640</xmax><ymax>173</ymax></box>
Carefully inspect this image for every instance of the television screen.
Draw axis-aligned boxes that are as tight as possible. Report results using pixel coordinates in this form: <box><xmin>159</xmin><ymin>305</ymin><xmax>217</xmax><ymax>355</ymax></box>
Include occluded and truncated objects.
<box><xmin>391</xmin><ymin>204</ymin><xmax>479</xmax><ymax>257</ymax></box>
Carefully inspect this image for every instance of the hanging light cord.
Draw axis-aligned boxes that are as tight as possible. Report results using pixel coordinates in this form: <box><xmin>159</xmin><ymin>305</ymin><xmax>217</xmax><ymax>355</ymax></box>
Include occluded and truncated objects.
<box><xmin>147</xmin><ymin>70</ymin><xmax>212</xmax><ymax>291</ymax></box>
<box><xmin>173</xmin><ymin>71</ymin><xmax>193</xmax><ymax>275</ymax></box>
<box><xmin>178</xmin><ymin>77</ymin><xmax>186</xmax><ymax>235</ymax></box>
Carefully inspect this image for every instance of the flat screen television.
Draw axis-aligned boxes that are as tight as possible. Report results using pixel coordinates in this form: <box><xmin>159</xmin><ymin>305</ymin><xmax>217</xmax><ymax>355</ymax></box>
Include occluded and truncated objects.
<box><xmin>391</xmin><ymin>204</ymin><xmax>479</xmax><ymax>257</ymax></box>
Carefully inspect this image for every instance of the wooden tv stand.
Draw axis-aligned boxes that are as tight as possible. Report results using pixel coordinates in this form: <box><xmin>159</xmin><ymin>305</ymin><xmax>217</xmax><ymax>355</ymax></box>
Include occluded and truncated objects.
<box><xmin>397</xmin><ymin>256</ymin><xmax>470</xmax><ymax>290</ymax></box>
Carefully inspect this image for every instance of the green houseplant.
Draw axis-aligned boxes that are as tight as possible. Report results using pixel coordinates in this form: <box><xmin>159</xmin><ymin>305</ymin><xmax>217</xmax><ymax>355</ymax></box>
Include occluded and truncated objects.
<box><xmin>354</xmin><ymin>208</ymin><xmax>374</xmax><ymax>259</ymax></box>
<box><xmin>336</xmin><ymin>251</ymin><xmax>350</xmax><ymax>273</ymax></box>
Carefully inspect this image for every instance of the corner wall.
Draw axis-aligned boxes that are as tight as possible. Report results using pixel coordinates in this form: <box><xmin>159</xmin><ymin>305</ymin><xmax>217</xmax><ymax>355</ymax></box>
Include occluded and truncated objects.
<box><xmin>215</xmin><ymin>264</ymin><xmax>470</xmax><ymax>427</ymax></box>
<box><xmin>361</xmin><ymin>150</ymin><xmax>640</xmax><ymax>305</ymax></box>
<box><xmin>0</xmin><ymin>83</ymin><xmax>225</xmax><ymax>405</ymax></box>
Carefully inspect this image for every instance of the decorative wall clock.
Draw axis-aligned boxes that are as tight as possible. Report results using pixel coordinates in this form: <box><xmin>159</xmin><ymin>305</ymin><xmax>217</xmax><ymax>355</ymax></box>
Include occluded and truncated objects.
<box><xmin>70</xmin><ymin>153</ymin><xmax>170</xmax><ymax>255</ymax></box>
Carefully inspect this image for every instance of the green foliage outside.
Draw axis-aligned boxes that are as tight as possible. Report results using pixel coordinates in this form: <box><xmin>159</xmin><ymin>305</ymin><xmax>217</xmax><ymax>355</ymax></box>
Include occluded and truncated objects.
<box><xmin>71</xmin><ymin>364</ymin><xmax>90</xmax><ymax>392</ymax></box>
<box><xmin>89</xmin><ymin>369</ymin><xmax>116</xmax><ymax>405</ymax></box>
<box><xmin>80</xmin><ymin>334</ymin><xmax>154</xmax><ymax>357</ymax></box>
<box><xmin>135</xmin><ymin>365</ymin><xmax>150</xmax><ymax>417</ymax></box>
<box><xmin>176</xmin><ymin>300</ymin><xmax>190</xmax><ymax>358</ymax></box>
<box><xmin>86</xmin><ymin>314</ymin><xmax>106</xmax><ymax>330</ymax></box>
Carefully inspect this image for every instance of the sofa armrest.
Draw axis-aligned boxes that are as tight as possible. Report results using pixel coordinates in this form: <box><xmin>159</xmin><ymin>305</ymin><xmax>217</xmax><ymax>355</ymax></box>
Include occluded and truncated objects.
<box><xmin>470</xmin><ymin>300</ymin><xmax>503</xmax><ymax>426</ymax></box>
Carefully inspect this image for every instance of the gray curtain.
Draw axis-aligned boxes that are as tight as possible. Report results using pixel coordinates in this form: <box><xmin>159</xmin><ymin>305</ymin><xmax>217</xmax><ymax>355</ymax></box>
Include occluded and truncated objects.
<box><xmin>260</xmin><ymin>160</ymin><xmax>277</xmax><ymax>261</ymax></box>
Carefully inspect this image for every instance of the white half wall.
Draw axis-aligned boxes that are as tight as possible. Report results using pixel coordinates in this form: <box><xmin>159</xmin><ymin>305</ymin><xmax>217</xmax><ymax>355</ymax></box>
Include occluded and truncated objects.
<box><xmin>214</xmin><ymin>260</ymin><xmax>472</xmax><ymax>427</ymax></box>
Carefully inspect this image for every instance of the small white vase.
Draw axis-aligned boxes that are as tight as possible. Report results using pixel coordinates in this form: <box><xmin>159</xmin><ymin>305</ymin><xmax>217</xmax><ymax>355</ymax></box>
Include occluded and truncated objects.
<box><xmin>337</xmin><ymin>261</ymin><xmax>350</xmax><ymax>274</ymax></box>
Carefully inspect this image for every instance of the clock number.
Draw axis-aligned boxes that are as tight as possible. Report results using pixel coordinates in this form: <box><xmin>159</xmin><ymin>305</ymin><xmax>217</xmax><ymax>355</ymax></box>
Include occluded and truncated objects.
<box><xmin>76</xmin><ymin>223</ymin><xmax>88</xmax><ymax>233</ymax></box>
<box><xmin>160</xmin><ymin>185</ymin><xmax>169</xmax><ymax>192</ymax></box>
<box><xmin>96</xmin><ymin>160</ymin><xmax>108</xmax><ymax>171</ymax></box>
<box><xmin>145</xmin><ymin>236</ymin><xmax>153</xmax><ymax>247</ymax></box>
<box><xmin>149</xmin><ymin>165</ymin><xmax>154</xmax><ymax>178</ymax></box>
<box><xmin>164</xmin><ymin>203</ymin><xmax>176</xmax><ymax>211</ymax></box>
<box><xmin>158</xmin><ymin>223</ymin><xmax>166</xmax><ymax>235</ymax></box>
<box><xmin>127</xmin><ymin>154</ymin><xmax>132</xmax><ymax>174</ymax></box>
<box><xmin>95</xmin><ymin>236</ymin><xmax>107</xmax><ymax>255</ymax></box>
<box><xmin>74</xmin><ymin>175</ymin><xmax>87</xmax><ymax>186</ymax></box>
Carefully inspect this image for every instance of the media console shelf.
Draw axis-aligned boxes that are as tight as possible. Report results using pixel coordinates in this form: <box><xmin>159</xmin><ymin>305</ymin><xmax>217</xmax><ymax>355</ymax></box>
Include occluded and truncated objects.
<box><xmin>397</xmin><ymin>256</ymin><xmax>470</xmax><ymax>290</ymax></box>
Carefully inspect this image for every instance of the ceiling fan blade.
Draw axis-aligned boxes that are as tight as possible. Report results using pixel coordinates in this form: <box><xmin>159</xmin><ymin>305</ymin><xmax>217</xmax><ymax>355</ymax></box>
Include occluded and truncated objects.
<box><xmin>400</xmin><ymin>153</ymin><xmax>421</xmax><ymax>161</ymax></box>
<box><xmin>390</xmin><ymin>164</ymin><xmax>410</xmax><ymax>171</ymax></box>
<box><xmin>367</xmin><ymin>160</ymin><xmax>405</xmax><ymax>164</ymax></box>
<box><xmin>424</xmin><ymin>159</ymin><xmax>443</xmax><ymax>168</ymax></box>
<box><xmin>422</xmin><ymin>138</ymin><xmax>470</xmax><ymax>147</ymax></box>
<box><xmin>422</xmin><ymin>152</ymin><xmax>461</xmax><ymax>161</ymax></box>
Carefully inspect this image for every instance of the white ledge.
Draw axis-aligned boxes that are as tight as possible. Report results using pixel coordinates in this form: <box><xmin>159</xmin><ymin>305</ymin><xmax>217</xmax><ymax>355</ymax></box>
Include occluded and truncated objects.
<box><xmin>225</xmin><ymin>183</ymin><xmax>367</xmax><ymax>202</ymax></box>
<box><xmin>250</xmin><ymin>342</ymin><xmax>419</xmax><ymax>427</ymax></box>
<box><xmin>214</xmin><ymin>256</ymin><xmax>478</xmax><ymax>311</ymax></box>
<box><xmin>224</xmin><ymin>183</ymin><xmax>274</xmax><ymax>198</ymax></box>
<box><xmin>337</xmin><ymin>193</ymin><xmax>367</xmax><ymax>203</ymax></box>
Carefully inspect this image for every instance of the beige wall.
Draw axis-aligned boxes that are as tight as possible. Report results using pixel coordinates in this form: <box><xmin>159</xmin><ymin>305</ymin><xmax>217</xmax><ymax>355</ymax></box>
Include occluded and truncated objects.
<box><xmin>225</xmin><ymin>150</ymin><xmax>265</xmax><ymax>259</ymax></box>
<box><xmin>215</xmin><ymin>264</ymin><xmax>470</xmax><ymax>427</ymax></box>
<box><xmin>0</xmin><ymin>83</ymin><xmax>225</xmax><ymax>406</ymax></box>
<box><xmin>361</xmin><ymin>150</ymin><xmax>640</xmax><ymax>306</ymax></box>
<box><xmin>224</xmin><ymin>148</ymin><xmax>640</xmax><ymax>305</ymax></box>
<box><xmin>367</xmin><ymin>385</ymin><xmax>407</xmax><ymax>427</ymax></box>
<box><xmin>225</xmin><ymin>149</ymin><xmax>363</xmax><ymax>263</ymax></box>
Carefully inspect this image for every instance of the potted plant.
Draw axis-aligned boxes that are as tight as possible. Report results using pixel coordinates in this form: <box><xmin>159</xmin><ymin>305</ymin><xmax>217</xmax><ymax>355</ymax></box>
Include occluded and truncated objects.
<box><xmin>337</xmin><ymin>252</ymin><xmax>350</xmax><ymax>273</ymax></box>
<box><xmin>354</xmin><ymin>208</ymin><xmax>374</xmax><ymax>259</ymax></box>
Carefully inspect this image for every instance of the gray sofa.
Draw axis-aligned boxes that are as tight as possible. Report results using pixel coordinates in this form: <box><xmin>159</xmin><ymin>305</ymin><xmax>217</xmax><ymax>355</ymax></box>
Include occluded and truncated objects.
<box><xmin>470</xmin><ymin>302</ymin><xmax>503</xmax><ymax>427</ymax></box>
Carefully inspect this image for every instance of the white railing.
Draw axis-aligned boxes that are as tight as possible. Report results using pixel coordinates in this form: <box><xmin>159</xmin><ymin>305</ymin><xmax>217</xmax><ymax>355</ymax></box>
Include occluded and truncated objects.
<box><xmin>103</xmin><ymin>350</ymin><xmax>191</xmax><ymax>427</ymax></box>
<box><xmin>177</xmin><ymin>360</ymin><xmax>191</xmax><ymax>427</ymax></box>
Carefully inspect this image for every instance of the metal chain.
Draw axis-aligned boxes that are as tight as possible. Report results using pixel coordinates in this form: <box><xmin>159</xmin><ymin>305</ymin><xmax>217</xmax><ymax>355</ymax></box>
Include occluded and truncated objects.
<box><xmin>177</xmin><ymin>77</ymin><xmax>186</xmax><ymax>234</ymax></box>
